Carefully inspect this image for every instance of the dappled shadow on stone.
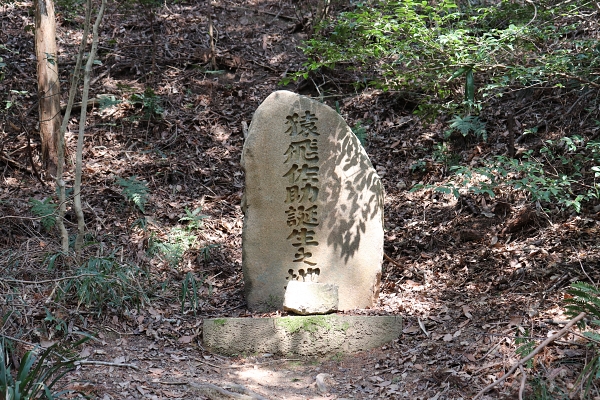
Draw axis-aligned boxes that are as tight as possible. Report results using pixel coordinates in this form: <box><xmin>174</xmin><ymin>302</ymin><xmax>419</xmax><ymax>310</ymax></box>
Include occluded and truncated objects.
<box><xmin>320</xmin><ymin>124</ymin><xmax>384</xmax><ymax>263</ymax></box>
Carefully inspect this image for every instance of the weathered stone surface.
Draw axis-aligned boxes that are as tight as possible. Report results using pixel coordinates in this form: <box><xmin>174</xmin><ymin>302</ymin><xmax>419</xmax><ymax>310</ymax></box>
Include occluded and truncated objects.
<box><xmin>242</xmin><ymin>90</ymin><xmax>384</xmax><ymax>312</ymax></box>
<box><xmin>283</xmin><ymin>281</ymin><xmax>338</xmax><ymax>315</ymax></box>
<box><xmin>203</xmin><ymin>315</ymin><xmax>402</xmax><ymax>356</ymax></box>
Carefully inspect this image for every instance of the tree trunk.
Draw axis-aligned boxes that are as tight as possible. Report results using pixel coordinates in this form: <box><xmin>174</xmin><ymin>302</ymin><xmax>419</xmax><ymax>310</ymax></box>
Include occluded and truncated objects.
<box><xmin>74</xmin><ymin>0</ymin><xmax>106</xmax><ymax>254</ymax></box>
<box><xmin>35</xmin><ymin>0</ymin><xmax>60</xmax><ymax>176</ymax></box>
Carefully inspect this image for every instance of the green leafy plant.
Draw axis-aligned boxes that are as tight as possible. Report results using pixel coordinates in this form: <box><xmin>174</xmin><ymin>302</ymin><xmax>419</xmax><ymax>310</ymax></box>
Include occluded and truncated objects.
<box><xmin>290</xmin><ymin>0</ymin><xmax>599</xmax><ymax>117</ymax></box>
<box><xmin>116</xmin><ymin>176</ymin><xmax>149</xmax><ymax>213</ymax></box>
<box><xmin>432</xmin><ymin>142</ymin><xmax>460</xmax><ymax>169</ymax></box>
<box><xmin>410</xmin><ymin>159</ymin><xmax>427</xmax><ymax>173</ymax></box>
<box><xmin>148</xmin><ymin>208</ymin><xmax>216</xmax><ymax>268</ymax></box>
<box><xmin>57</xmin><ymin>251</ymin><xmax>148</xmax><ymax>314</ymax></box>
<box><xmin>148</xmin><ymin>228</ymin><xmax>197</xmax><ymax>268</ymax></box>
<box><xmin>412</xmin><ymin>136</ymin><xmax>600</xmax><ymax>213</ymax></box>
<box><xmin>0</xmin><ymin>57</ymin><xmax>5</xmax><ymax>81</ymax></box>
<box><xmin>29</xmin><ymin>198</ymin><xmax>57</xmax><ymax>231</ymax></box>
<box><xmin>0</xmin><ymin>338</ymin><xmax>88</xmax><ymax>399</ymax></box>
<box><xmin>529</xmin><ymin>376</ymin><xmax>568</xmax><ymax>400</ymax></box>
<box><xmin>129</xmin><ymin>88</ymin><xmax>164</xmax><ymax>120</ymax></box>
<box><xmin>564</xmin><ymin>282</ymin><xmax>600</xmax><ymax>398</ymax></box>
<box><xmin>565</xmin><ymin>282</ymin><xmax>600</xmax><ymax>323</ymax></box>
<box><xmin>43</xmin><ymin>308</ymin><xmax>68</xmax><ymax>339</ymax></box>
<box><xmin>198</xmin><ymin>244</ymin><xmax>218</xmax><ymax>263</ymax></box>
<box><xmin>446</xmin><ymin>115</ymin><xmax>487</xmax><ymax>141</ymax></box>
<box><xmin>575</xmin><ymin>350</ymin><xmax>600</xmax><ymax>399</ymax></box>
<box><xmin>179</xmin><ymin>207</ymin><xmax>208</xmax><ymax>231</ymax></box>
<box><xmin>97</xmin><ymin>94</ymin><xmax>122</xmax><ymax>110</ymax></box>
<box><xmin>515</xmin><ymin>329</ymin><xmax>535</xmax><ymax>369</ymax></box>
<box><xmin>448</xmin><ymin>65</ymin><xmax>478</xmax><ymax>111</ymax></box>
<box><xmin>352</xmin><ymin>120</ymin><xmax>368</xmax><ymax>147</ymax></box>
<box><xmin>180</xmin><ymin>272</ymin><xmax>210</xmax><ymax>315</ymax></box>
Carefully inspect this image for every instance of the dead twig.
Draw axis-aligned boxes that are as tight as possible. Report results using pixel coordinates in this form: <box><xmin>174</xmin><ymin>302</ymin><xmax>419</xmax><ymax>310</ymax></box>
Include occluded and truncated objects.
<box><xmin>568</xmin><ymin>329</ymin><xmax>600</xmax><ymax>346</ymax></box>
<box><xmin>384</xmin><ymin>253</ymin><xmax>408</xmax><ymax>268</ymax></box>
<box><xmin>76</xmin><ymin>360</ymin><xmax>140</xmax><ymax>370</ymax></box>
<box><xmin>0</xmin><ymin>151</ymin><xmax>30</xmax><ymax>173</ymax></box>
<box><xmin>472</xmin><ymin>361</ymin><xmax>505</xmax><ymax>375</ymax></box>
<box><xmin>473</xmin><ymin>312</ymin><xmax>586</xmax><ymax>399</ymax></box>
<box><xmin>518</xmin><ymin>364</ymin><xmax>526</xmax><ymax>400</ymax></box>
<box><xmin>0</xmin><ymin>274</ymin><xmax>101</xmax><ymax>285</ymax></box>
<box><xmin>474</xmin><ymin>341</ymin><xmax>503</xmax><ymax>363</ymax></box>
<box><xmin>506</xmin><ymin>112</ymin><xmax>516</xmax><ymax>158</ymax></box>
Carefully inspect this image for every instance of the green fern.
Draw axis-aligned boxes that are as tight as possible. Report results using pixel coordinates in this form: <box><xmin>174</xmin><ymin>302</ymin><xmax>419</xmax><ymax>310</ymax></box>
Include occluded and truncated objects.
<box><xmin>147</xmin><ymin>228</ymin><xmax>197</xmax><ymax>267</ymax></box>
<box><xmin>515</xmin><ymin>329</ymin><xmax>535</xmax><ymax>368</ymax></box>
<box><xmin>565</xmin><ymin>282</ymin><xmax>600</xmax><ymax>398</ymax></box>
<box><xmin>29</xmin><ymin>197</ymin><xmax>57</xmax><ymax>231</ymax></box>
<box><xmin>352</xmin><ymin>120</ymin><xmax>368</xmax><ymax>147</ymax></box>
<box><xmin>565</xmin><ymin>281</ymin><xmax>600</xmax><ymax>322</ymax></box>
<box><xmin>447</xmin><ymin>115</ymin><xmax>487</xmax><ymax>141</ymax></box>
<box><xmin>97</xmin><ymin>94</ymin><xmax>122</xmax><ymax>110</ymax></box>
<box><xmin>116</xmin><ymin>176</ymin><xmax>149</xmax><ymax>213</ymax></box>
<box><xmin>179</xmin><ymin>207</ymin><xmax>208</xmax><ymax>231</ymax></box>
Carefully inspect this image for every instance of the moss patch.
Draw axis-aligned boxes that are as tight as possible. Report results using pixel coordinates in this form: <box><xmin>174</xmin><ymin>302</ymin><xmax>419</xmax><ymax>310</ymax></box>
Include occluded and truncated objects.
<box><xmin>212</xmin><ymin>318</ymin><xmax>226</xmax><ymax>327</ymax></box>
<box><xmin>275</xmin><ymin>315</ymin><xmax>345</xmax><ymax>334</ymax></box>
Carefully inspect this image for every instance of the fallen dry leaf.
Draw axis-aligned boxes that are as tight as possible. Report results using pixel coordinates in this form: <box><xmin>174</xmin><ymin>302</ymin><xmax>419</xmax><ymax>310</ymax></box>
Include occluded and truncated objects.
<box><xmin>178</xmin><ymin>335</ymin><xmax>194</xmax><ymax>344</ymax></box>
<box><xmin>462</xmin><ymin>305</ymin><xmax>473</xmax><ymax>319</ymax></box>
<box><xmin>162</xmin><ymin>390</ymin><xmax>183</xmax><ymax>398</ymax></box>
<box><xmin>403</xmin><ymin>325</ymin><xmax>420</xmax><ymax>334</ymax></box>
<box><xmin>113</xmin><ymin>356</ymin><xmax>126</xmax><ymax>364</ymax></box>
<box><xmin>508</xmin><ymin>316</ymin><xmax>522</xmax><ymax>327</ymax></box>
<box><xmin>149</xmin><ymin>368</ymin><xmax>164</xmax><ymax>375</ymax></box>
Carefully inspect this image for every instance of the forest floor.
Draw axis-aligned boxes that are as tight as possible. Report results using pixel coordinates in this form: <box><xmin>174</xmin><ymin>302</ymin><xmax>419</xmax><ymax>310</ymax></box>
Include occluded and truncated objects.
<box><xmin>1</xmin><ymin>0</ymin><xmax>600</xmax><ymax>399</ymax></box>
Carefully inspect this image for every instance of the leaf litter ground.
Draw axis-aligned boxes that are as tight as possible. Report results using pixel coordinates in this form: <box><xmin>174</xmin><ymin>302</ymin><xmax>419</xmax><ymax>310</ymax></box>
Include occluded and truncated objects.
<box><xmin>1</xmin><ymin>0</ymin><xmax>600</xmax><ymax>399</ymax></box>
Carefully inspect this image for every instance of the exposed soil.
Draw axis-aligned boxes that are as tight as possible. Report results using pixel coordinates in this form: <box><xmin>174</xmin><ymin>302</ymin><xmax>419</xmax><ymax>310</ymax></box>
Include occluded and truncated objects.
<box><xmin>1</xmin><ymin>1</ymin><xmax>600</xmax><ymax>399</ymax></box>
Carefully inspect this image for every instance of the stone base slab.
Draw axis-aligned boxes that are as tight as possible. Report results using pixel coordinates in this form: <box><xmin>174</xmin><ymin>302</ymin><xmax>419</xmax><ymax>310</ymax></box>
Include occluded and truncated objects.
<box><xmin>203</xmin><ymin>315</ymin><xmax>402</xmax><ymax>356</ymax></box>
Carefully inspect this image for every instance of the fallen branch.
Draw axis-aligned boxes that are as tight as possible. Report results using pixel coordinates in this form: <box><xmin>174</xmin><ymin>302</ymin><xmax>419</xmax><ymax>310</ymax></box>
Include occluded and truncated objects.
<box><xmin>0</xmin><ymin>274</ymin><xmax>101</xmax><ymax>285</ymax></box>
<box><xmin>384</xmin><ymin>253</ymin><xmax>408</xmax><ymax>268</ymax></box>
<box><xmin>473</xmin><ymin>312</ymin><xmax>586</xmax><ymax>399</ymax></box>
<box><xmin>518</xmin><ymin>364</ymin><xmax>526</xmax><ymax>400</ymax></box>
<box><xmin>76</xmin><ymin>360</ymin><xmax>139</xmax><ymax>370</ymax></box>
<box><xmin>0</xmin><ymin>152</ymin><xmax>30</xmax><ymax>173</ymax></box>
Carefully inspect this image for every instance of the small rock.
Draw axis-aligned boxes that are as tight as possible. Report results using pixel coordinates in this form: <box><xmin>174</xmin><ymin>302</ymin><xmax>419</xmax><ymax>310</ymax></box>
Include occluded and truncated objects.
<box><xmin>315</xmin><ymin>373</ymin><xmax>334</xmax><ymax>393</ymax></box>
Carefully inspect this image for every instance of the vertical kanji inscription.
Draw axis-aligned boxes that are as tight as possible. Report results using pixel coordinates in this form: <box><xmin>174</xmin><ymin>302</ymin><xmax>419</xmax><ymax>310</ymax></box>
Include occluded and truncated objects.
<box><xmin>283</xmin><ymin>110</ymin><xmax>320</xmax><ymax>277</ymax></box>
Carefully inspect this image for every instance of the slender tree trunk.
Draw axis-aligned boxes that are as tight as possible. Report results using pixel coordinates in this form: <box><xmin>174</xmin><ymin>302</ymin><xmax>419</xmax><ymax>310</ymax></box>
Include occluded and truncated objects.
<box><xmin>35</xmin><ymin>0</ymin><xmax>60</xmax><ymax>176</ymax></box>
<box><xmin>208</xmin><ymin>2</ymin><xmax>217</xmax><ymax>71</ymax></box>
<box><xmin>74</xmin><ymin>0</ymin><xmax>106</xmax><ymax>254</ymax></box>
<box><xmin>56</xmin><ymin>0</ymin><xmax>92</xmax><ymax>254</ymax></box>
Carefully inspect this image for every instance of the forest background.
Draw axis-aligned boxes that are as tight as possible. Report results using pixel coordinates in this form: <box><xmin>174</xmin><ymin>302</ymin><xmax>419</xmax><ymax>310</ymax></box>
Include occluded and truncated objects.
<box><xmin>0</xmin><ymin>0</ymin><xmax>600</xmax><ymax>398</ymax></box>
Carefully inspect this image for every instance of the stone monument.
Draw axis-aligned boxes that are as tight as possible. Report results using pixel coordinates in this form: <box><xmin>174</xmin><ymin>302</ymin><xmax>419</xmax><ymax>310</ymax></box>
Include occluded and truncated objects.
<box><xmin>241</xmin><ymin>90</ymin><xmax>384</xmax><ymax>311</ymax></box>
